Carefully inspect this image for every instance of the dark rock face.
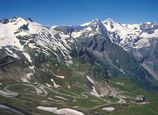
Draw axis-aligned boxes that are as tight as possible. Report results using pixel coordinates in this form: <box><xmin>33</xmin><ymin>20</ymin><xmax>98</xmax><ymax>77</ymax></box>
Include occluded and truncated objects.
<box><xmin>140</xmin><ymin>22</ymin><xmax>158</xmax><ymax>34</ymax></box>
<box><xmin>71</xmin><ymin>34</ymin><xmax>158</xmax><ymax>91</ymax></box>
<box><xmin>19</xmin><ymin>24</ymin><xmax>29</xmax><ymax>31</ymax></box>
<box><xmin>28</xmin><ymin>18</ymin><xmax>33</xmax><ymax>22</ymax></box>
<box><xmin>54</xmin><ymin>26</ymin><xmax>75</xmax><ymax>34</ymax></box>
<box><xmin>0</xmin><ymin>18</ymin><xmax>9</xmax><ymax>24</ymax></box>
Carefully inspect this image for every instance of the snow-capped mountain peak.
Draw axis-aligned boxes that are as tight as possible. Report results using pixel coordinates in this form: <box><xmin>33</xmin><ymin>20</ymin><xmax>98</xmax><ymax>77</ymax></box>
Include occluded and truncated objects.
<box><xmin>0</xmin><ymin>17</ymin><xmax>72</xmax><ymax>64</ymax></box>
<box><xmin>10</xmin><ymin>16</ymin><xmax>26</xmax><ymax>22</ymax></box>
<box><xmin>1</xmin><ymin>17</ymin><xmax>158</xmax><ymax>65</ymax></box>
<box><xmin>0</xmin><ymin>17</ymin><xmax>28</xmax><ymax>50</ymax></box>
<box><xmin>103</xmin><ymin>18</ymin><xmax>130</xmax><ymax>34</ymax></box>
<box><xmin>85</xmin><ymin>19</ymin><xmax>107</xmax><ymax>33</ymax></box>
<box><xmin>65</xmin><ymin>19</ymin><xmax>108</xmax><ymax>38</ymax></box>
<box><xmin>80</xmin><ymin>18</ymin><xmax>102</xmax><ymax>27</ymax></box>
<box><xmin>88</xmin><ymin>18</ymin><xmax>102</xmax><ymax>25</ymax></box>
<box><xmin>103</xmin><ymin>18</ymin><xmax>116</xmax><ymax>24</ymax></box>
<box><xmin>0</xmin><ymin>17</ymin><xmax>158</xmax><ymax>92</ymax></box>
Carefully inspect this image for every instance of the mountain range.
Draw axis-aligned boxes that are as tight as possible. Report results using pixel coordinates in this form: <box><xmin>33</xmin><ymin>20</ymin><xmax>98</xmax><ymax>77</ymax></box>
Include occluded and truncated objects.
<box><xmin>0</xmin><ymin>17</ymin><xmax>158</xmax><ymax>115</ymax></box>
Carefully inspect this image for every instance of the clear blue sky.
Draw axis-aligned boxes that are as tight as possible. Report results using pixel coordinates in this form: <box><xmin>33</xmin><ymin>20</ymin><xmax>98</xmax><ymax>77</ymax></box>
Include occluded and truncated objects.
<box><xmin>0</xmin><ymin>0</ymin><xmax>158</xmax><ymax>26</ymax></box>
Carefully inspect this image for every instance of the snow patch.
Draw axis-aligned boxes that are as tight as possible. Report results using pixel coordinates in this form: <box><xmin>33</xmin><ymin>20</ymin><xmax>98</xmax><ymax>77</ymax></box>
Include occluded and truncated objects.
<box><xmin>55</xmin><ymin>75</ymin><xmax>65</xmax><ymax>79</ymax></box>
<box><xmin>6</xmin><ymin>48</ymin><xmax>19</xmax><ymax>58</ymax></box>
<box><xmin>87</xmin><ymin>76</ymin><xmax>94</xmax><ymax>84</ymax></box>
<box><xmin>26</xmin><ymin>73</ymin><xmax>33</xmax><ymax>79</ymax></box>
<box><xmin>23</xmin><ymin>52</ymin><xmax>32</xmax><ymax>62</ymax></box>
<box><xmin>102</xmin><ymin>107</ymin><xmax>115</xmax><ymax>112</ymax></box>
<box><xmin>54</xmin><ymin>96</ymin><xmax>68</xmax><ymax>100</ymax></box>
<box><xmin>120</xmin><ymin>68</ymin><xmax>126</xmax><ymax>74</ymax></box>
<box><xmin>36</xmin><ymin>106</ymin><xmax>85</xmax><ymax>115</ymax></box>
<box><xmin>91</xmin><ymin>86</ymin><xmax>103</xmax><ymax>97</ymax></box>
<box><xmin>21</xmin><ymin>78</ymin><xmax>29</xmax><ymax>83</ymax></box>
<box><xmin>29</xmin><ymin>65</ymin><xmax>34</xmax><ymax>70</ymax></box>
<box><xmin>50</xmin><ymin>79</ymin><xmax>60</xmax><ymax>88</ymax></box>
<box><xmin>116</xmin><ymin>82</ymin><xmax>124</xmax><ymax>86</ymax></box>
<box><xmin>46</xmin><ymin>83</ymin><xmax>52</xmax><ymax>87</ymax></box>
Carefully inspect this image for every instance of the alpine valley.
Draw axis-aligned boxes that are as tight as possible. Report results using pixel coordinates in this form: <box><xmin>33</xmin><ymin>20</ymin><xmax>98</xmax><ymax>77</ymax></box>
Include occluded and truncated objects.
<box><xmin>0</xmin><ymin>17</ymin><xmax>158</xmax><ymax>115</ymax></box>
